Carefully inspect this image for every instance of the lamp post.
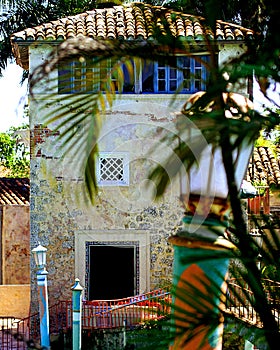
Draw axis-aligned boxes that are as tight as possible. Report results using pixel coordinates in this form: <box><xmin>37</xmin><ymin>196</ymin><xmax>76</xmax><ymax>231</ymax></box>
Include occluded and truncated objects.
<box><xmin>71</xmin><ymin>278</ymin><xmax>83</xmax><ymax>350</ymax></box>
<box><xmin>169</xmin><ymin>92</ymin><xmax>254</xmax><ymax>349</ymax></box>
<box><xmin>32</xmin><ymin>243</ymin><xmax>50</xmax><ymax>349</ymax></box>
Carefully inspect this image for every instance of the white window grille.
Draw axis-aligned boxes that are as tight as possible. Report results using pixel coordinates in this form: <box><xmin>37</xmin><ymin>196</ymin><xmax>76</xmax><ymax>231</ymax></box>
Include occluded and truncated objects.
<box><xmin>97</xmin><ymin>153</ymin><xmax>129</xmax><ymax>186</ymax></box>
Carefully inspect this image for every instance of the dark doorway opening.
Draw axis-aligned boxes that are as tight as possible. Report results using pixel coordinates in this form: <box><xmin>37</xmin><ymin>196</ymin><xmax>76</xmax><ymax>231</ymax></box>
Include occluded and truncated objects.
<box><xmin>89</xmin><ymin>245</ymin><xmax>135</xmax><ymax>300</ymax></box>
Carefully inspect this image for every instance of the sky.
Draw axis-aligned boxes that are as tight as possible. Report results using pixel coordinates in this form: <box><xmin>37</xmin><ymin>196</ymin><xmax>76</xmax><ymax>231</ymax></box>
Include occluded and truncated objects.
<box><xmin>0</xmin><ymin>62</ymin><xmax>28</xmax><ymax>132</ymax></box>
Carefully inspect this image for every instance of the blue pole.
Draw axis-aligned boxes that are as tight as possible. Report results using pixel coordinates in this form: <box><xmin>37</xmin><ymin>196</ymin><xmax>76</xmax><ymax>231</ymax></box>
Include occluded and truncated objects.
<box><xmin>71</xmin><ymin>278</ymin><xmax>83</xmax><ymax>350</ymax></box>
<box><xmin>37</xmin><ymin>269</ymin><xmax>50</xmax><ymax>349</ymax></box>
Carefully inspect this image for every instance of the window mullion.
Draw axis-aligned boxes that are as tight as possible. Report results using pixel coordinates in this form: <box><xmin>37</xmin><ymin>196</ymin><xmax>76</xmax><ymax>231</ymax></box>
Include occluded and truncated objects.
<box><xmin>154</xmin><ymin>62</ymin><xmax>158</xmax><ymax>92</ymax></box>
<box><xmin>176</xmin><ymin>57</ymin><xmax>183</xmax><ymax>91</ymax></box>
<box><xmin>165</xmin><ymin>65</ymin><xmax>168</xmax><ymax>92</ymax></box>
<box><xmin>58</xmin><ymin>55</ymin><xmax>209</xmax><ymax>94</ymax></box>
<box><xmin>135</xmin><ymin>59</ymin><xmax>141</xmax><ymax>94</ymax></box>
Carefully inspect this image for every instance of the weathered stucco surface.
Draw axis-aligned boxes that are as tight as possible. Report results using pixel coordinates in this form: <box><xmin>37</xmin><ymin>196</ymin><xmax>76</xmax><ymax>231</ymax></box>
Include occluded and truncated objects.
<box><xmin>0</xmin><ymin>285</ymin><xmax>30</xmax><ymax>319</ymax></box>
<box><xmin>1</xmin><ymin>205</ymin><xmax>30</xmax><ymax>284</ymax></box>
<box><xmin>30</xmin><ymin>94</ymin><xmax>184</xmax><ymax>307</ymax></box>
<box><xmin>28</xmin><ymin>42</ymin><xmax>248</xmax><ymax>309</ymax></box>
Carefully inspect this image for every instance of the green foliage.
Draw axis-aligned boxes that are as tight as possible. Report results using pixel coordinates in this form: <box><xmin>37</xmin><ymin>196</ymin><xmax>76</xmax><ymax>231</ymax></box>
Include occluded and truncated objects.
<box><xmin>0</xmin><ymin>0</ymin><xmax>98</xmax><ymax>74</ymax></box>
<box><xmin>222</xmin><ymin>329</ymin><xmax>245</xmax><ymax>350</ymax></box>
<box><xmin>125</xmin><ymin>319</ymin><xmax>172</xmax><ymax>350</ymax></box>
<box><xmin>0</xmin><ymin>126</ymin><xmax>30</xmax><ymax>177</ymax></box>
<box><xmin>255</xmin><ymin>134</ymin><xmax>278</xmax><ymax>153</ymax></box>
<box><xmin>261</xmin><ymin>265</ymin><xmax>280</xmax><ymax>282</ymax></box>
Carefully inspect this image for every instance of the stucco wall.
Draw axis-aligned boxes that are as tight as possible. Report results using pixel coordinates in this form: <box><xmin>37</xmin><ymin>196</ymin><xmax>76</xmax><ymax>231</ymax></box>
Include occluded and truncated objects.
<box><xmin>1</xmin><ymin>205</ymin><xmax>30</xmax><ymax>284</ymax></box>
<box><xmin>28</xmin><ymin>42</ymin><xmax>248</xmax><ymax>310</ymax></box>
<box><xmin>0</xmin><ymin>284</ymin><xmax>30</xmax><ymax>319</ymax></box>
<box><xmin>29</xmin><ymin>95</ymin><xmax>184</xmax><ymax>308</ymax></box>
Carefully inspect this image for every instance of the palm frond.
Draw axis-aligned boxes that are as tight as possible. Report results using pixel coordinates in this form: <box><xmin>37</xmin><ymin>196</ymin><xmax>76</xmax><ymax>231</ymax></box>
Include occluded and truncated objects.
<box><xmin>30</xmin><ymin>35</ymin><xmax>205</xmax><ymax>202</ymax></box>
<box><xmin>170</xmin><ymin>270</ymin><xmax>231</xmax><ymax>349</ymax></box>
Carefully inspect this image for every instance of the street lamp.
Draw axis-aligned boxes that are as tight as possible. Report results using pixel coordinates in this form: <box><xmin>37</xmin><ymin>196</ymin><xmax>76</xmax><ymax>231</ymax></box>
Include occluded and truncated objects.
<box><xmin>179</xmin><ymin>92</ymin><xmax>254</xmax><ymax>230</ymax></box>
<box><xmin>32</xmin><ymin>243</ymin><xmax>50</xmax><ymax>349</ymax></box>
<box><xmin>169</xmin><ymin>92</ymin><xmax>254</xmax><ymax>350</ymax></box>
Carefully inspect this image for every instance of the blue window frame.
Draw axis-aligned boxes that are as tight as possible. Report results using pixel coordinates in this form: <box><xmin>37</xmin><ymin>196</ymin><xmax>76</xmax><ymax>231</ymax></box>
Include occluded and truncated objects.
<box><xmin>58</xmin><ymin>55</ymin><xmax>210</xmax><ymax>94</ymax></box>
<box><xmin>58</xmin><ymin>58</ymin><xmax>130</xmax><ymax>94</ymax></box>
<box><xmin>143</xmin><ymin>56</ymin><xmax>210</xmax><ymax>93</ymax></box>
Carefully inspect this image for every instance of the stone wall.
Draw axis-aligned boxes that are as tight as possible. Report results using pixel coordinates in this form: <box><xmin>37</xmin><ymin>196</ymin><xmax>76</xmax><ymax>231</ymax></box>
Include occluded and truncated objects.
<box><xmin>29</xmin><ymin>95</ymin><xmax>185</xmax><ymax>310</ymax></box>
<box><xmin>30</xmin><ymin>197</ymin><xmax>181</xmax><ymax>310</ymax></box>
<box><xmin>30</xmin><ymin>146</ymin><xmax>183</xmax><ymax>307</ymax></box>
<box><xmin>270</xmin><ymin>189</ymin><xmax>280</xmax><ymax>208</ymax></box>
<box><xmin>30</xmin><ymin>172</ymin><xmax>77</xmax><ymax>305</ymax></box>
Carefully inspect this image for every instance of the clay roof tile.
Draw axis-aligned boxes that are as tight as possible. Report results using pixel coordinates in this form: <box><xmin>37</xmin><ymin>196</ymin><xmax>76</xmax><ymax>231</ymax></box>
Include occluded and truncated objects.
<box><xmin>11</xmin><ymin>3</ymin><xmax>255</xmax><ymax>69</ymax></box>
<box><xmin>247</xmin><ymin>147</ymin><xmax>280</xmax><ymax>187</ymax></box>
<box><xmin>0</xmin><ymin>178</ymin><xmax>30</xmax><ymax>206</ymax></box>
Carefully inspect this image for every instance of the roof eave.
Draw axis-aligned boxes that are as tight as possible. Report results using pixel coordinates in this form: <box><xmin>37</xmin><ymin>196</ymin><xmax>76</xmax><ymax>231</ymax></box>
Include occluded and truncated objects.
<box><xmin>12</xmin><ymin>37</ymin><xmax>247</xmax><ymax>71</ymax></box>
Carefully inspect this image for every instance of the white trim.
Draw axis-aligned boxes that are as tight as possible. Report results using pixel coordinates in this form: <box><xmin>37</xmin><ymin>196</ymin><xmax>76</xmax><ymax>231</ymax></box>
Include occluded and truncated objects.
<box><xmin>75</xmin><ymin>230</ymin><xmax>150</xmax><ymax>297</ymax></box>
<box><xmin>96</xmin><ymin>152</ymin><xmax>129</xmax><ymax>186</ymax></box>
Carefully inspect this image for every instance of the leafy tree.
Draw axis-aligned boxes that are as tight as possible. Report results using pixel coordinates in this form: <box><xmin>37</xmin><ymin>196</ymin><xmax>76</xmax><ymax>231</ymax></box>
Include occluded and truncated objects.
<box><xmin>0</xmin><ymin>0</ymin><xmax>99</xmax><ymax>74</ymax></box>
<box><xmin>0</xmin><ymin>125</ymin><xmax>30</xmax><ymax>177</ymax></box>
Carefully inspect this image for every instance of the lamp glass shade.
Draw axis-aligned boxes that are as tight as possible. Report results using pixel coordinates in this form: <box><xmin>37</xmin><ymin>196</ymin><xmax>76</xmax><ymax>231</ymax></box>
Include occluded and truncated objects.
<box><xmin>184</xmin><ymin>139</ymin><xmax>253</xmax><ymax>199</ymax></box>
<box><xmin>32</xmin><ymin>244</ymin><xmax>47</xmax><ymax>268</ymax></box>
<box><xmin>180</xmin><ymin>92</ymin><xmax>254</xmax><ymax>200</ymax></box>
<box><xmin>188</xmin><ymin>144</ymin><xmax>228</xmax><ymax>198</ymax></box>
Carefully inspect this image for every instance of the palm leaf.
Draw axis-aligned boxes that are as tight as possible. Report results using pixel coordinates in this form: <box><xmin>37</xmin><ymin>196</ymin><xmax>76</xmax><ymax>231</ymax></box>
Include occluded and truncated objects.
<box><xmin>170</xmin><ymin>271</ymin><xmax>231</xmax><ymax>349</ymax></box>
<box><xmin>30</xmin><ymin>35</ymin><xmax>217</xmax><ymax>202</ymax></box>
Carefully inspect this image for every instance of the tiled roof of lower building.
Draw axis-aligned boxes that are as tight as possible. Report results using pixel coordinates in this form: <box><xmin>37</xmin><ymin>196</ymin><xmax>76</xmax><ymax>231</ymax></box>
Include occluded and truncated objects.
<box><xmin>247</xmin><ymin>146</ymin><xmax>280</xmax><ymax>187</ymax></box>
<box><xmin>10</xmin><ymin>2</ymin><xmax>254</xmax><ymax>70</ymax></box>
<box><xmin>0</xmin><ymin>178</ymin><xmax>30</xmax><ymax>205</ymax></box>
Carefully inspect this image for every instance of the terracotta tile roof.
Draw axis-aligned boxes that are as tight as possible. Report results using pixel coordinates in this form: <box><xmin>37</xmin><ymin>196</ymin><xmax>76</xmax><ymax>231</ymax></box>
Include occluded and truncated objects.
<box><xmin>246</xmin><ymin>146</ymin><xmax>280</xmax><ymax>187</ymax></box>
<box><xmin>0</xmin><ymin>178</ymin><xmax>30</xmax><ymax>205</ymax></box>
<box><xmin>10</xmin><ymin>2</ymin><xmax>254</xmax><ymax>70</ymax></box>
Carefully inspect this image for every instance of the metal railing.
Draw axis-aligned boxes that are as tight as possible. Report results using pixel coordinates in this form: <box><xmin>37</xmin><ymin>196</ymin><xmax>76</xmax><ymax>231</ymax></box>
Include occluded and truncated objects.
<box><xmin>226</xmin><ymin>279</ymin><xmax>280</xmax><ymax>328</ymax></box>
<box><xmin>1</xmin><ymin>316</ymin><xmax>27</xmax><ymax>350</ymax></box>
<box><xmin>2</xmin><ymin>282</ymin><xmax>279</xmax><ymax>349</ymax></box>
<box><xmin>81</xmin><ymin>289</ymin><xmax>171</xmax><ymax>329</ymax></box>
<box><xmin>0</xmin><ymin>289</ymin><xmax>171</xmax><ymax>349</ymax></box>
